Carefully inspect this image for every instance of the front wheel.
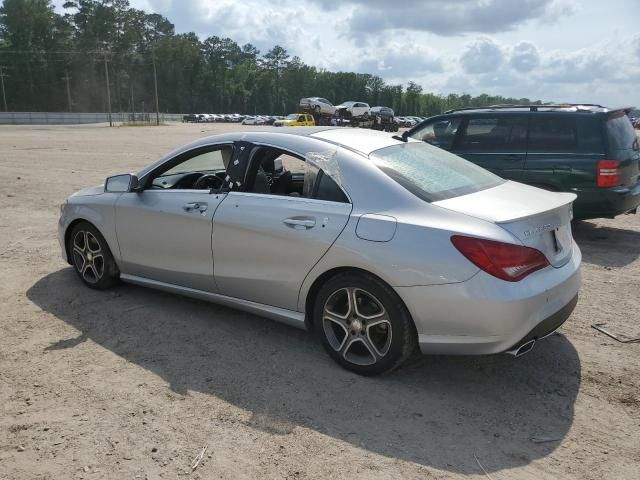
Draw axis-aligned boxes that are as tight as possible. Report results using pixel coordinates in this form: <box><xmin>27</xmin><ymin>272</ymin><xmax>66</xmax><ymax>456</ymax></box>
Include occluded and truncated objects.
<box><xmin>69</xmin><ymin>222</ymin><xmax>120</xmax><ymax>289</ymax></box>
<box><xmin>314</xmin><ymin>272</ymin><xmax>417</xmax><ymax>375</ymax></box>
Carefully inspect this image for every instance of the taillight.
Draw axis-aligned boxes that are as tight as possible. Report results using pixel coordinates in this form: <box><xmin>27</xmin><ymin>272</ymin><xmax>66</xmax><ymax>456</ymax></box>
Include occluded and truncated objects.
<box><xmin>597</xmin><ymin>159</ymin><xmax>621</xmax><ymax>187</ymax></box>
<box><xmin>451</xmin><ymin>235</ymin><xmax>549</xmax><ymax>282</ymax></box>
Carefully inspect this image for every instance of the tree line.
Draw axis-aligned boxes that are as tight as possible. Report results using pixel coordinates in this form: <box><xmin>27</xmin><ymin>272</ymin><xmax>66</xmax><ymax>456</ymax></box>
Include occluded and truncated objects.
<box><xmin>0</xmin><ymin>0</ymin><xmax>543</xmax><ymax>115</ymax></box>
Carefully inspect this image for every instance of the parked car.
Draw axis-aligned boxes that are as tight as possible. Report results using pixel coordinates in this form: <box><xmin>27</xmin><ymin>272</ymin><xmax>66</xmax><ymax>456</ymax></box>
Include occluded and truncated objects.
<box><xmin>241</xmin><ymin>116</ymin><xmax>265</xmax><ymax>125</ymax></box>
<box><xmin>370</xmin><ymin>106</ymin><xmax>394</xmax><ymax>120</ymax></box>
<box><xmin>182</xmin><ymin>114</ymin><xmax>199</xmax><ymax>123</ymax></box>
<box><xmin>300</xmin><ymin>97</ymin><xmax>337</xmax><ymax>115</ymax></box>
<box><xmin>335</xmin><ymin>101</ymin><xmax>370</xmax><ymax>119</ymax></box>
<box><xmin>59</xmin><ymin>128</ymin><xmax>581</xmax><ymax>375</ymax></box>
<box><xmin>407</xmin><ymin>104</ymin><xmax>640</xmax><ymax>220</ymax></box>
<box><xmin>370</xmin><ymin>106</ymin><xmax>397</xmax><ymax>132</ymax></box>
<box><xmin>273</xmin><ymin>113</ymin><xmax>315</xmax><ymax>127</ymax></box>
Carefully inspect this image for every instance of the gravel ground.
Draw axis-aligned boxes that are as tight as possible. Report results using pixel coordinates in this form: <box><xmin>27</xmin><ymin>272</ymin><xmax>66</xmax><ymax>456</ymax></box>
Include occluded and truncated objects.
<box><xmin>0</xmin><ymin>123</ymin><xmax>638</xmax><ymax>480</ymax></box>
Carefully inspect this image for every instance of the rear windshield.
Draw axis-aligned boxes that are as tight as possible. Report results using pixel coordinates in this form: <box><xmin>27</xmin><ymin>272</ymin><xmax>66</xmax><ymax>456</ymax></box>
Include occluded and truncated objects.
<box><xmin>370</xmin><ymin>142</ymin><xmax>504</xmax><ymax>202</ymax></box>
<box><xmin>606</xmin><ymin>114</ymin><xmax>638</xmax><ymax>151</ymax></box>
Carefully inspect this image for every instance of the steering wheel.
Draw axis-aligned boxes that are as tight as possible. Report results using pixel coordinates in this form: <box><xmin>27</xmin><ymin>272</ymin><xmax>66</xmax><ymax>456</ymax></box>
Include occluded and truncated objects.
<box><xmin>193</xmin><ymin>174</ymin><xmax>224</xmax><ymax>190</ymax></box>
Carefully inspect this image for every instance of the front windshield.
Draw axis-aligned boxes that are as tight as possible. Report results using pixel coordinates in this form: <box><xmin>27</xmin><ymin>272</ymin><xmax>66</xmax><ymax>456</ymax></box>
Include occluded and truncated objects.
<box><xmin>286</xmin><ymin>114</ymin><xmax>298</xmax><ymax>120</ymax></box>
<box><xmin>338</xmin><ymin>102</ymin><xmax>354</xmax><ymax>107</ymax></box>
<box><xmin>370</xmin><ymin>142</ymin><xmax>504</xmax><ymax>202</ymax></box>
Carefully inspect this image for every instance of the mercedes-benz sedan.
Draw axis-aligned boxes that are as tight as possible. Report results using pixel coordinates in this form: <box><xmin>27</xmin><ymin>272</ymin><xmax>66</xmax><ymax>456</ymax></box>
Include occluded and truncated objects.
<box><xmin>58</xmin><ymin>128</ymin><xmax>581</xmax><ymax>375</ymax></box>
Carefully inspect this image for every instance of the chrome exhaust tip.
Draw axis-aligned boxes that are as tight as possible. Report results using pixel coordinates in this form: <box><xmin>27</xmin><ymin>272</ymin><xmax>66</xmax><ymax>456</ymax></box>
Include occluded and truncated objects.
<box><xmin>505</xmin><ymin>339</ymin><xmax>536</xmax><ymax>357</ymax></box>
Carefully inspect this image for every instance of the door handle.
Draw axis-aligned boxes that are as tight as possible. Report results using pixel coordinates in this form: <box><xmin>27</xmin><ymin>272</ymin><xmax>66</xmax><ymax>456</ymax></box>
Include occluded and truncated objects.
<box><xmin>283</xmin><ymin>217</ymin><xmax>316</xmax><ymax>229</ymax></box>
<box><xmin>183</xmin><ymin>202</ymin><xmax>208</xmax><ymax>212</ymax></box>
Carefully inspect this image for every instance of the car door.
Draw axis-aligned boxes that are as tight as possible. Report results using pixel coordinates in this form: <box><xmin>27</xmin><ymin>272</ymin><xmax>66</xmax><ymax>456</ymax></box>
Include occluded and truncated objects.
<box><xmin>114</xmin><ymin>145</ymin><xmax>232</xmax><ymax>292</ymax></box>
<box><xmin>520</xmin><ymin>114</ymin><xmax>580</xmax><ymax>190</ymax></box>
<box><xmin>451</xmin><ymin>115</ymin><xmax>528</xmax><ymax>180</ymax></box>
<box><xmin>212</xmin><ymin>144</ymin><xmax>352</xmax><ymax>311</ymax></box>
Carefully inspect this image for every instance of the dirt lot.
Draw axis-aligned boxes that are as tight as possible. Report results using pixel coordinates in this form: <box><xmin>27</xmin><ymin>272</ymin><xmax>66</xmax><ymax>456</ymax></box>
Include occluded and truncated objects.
<box><xmin>0</xmin><ymin>123</ymin><xmax>639</xmax><ymax>480</ymax></box>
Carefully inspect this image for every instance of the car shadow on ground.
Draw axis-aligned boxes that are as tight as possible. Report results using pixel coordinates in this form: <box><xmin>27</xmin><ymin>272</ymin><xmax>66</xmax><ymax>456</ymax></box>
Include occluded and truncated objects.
<box><xmin>27</xmin><ymin>268</ymin><xmax>581</xmax><ymax>475</ymax></box>
<box><xmin>572</xmin><ymin>220</ymin><xmax>640</xmax><ymax>268</ymax></box>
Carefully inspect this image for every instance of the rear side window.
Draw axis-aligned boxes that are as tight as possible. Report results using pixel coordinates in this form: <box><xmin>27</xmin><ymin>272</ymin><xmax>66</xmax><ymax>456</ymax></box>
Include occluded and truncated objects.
<box><xmin>410</xmin><ymin>117</ymin><xmax>462</xmax><ymax>149</ymax></box>
<box><xmin>457</xmin><ymin>116</ymin><xmax>528</xmax><ymax>151</ymax></box>
<box><xmin>315</xmin><ymin>172</ymin><xmax>348</xmax><ymax>202</ymax></box>
<box><xmin>370</xmin><ymin>142</ymin><xmax>504</xmax><ymax>202</ymax></box>
<box><xmin>606</xmin><ymin>113</ymin><xmax>638</xmax><ymax>151</ymax></box>
<box><xmin>528</xmin><ymin>117</ymin><xmax>577</xmax><ymax>151</ymax></box>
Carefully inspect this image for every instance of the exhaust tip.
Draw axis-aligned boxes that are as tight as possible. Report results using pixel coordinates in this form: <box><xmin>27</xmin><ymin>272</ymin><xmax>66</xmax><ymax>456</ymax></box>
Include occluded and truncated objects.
<box><xmin>506</xmin><ymin>339</ymin><xmax>536</xmax><ymax>357</ymax></box>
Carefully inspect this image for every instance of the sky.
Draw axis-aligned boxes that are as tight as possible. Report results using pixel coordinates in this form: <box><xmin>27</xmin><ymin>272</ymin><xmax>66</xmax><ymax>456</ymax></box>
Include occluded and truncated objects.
<box><xmin>55</xmin><ymin>0</ymin><xmax>640</xmax><ymax>106</ymax></box>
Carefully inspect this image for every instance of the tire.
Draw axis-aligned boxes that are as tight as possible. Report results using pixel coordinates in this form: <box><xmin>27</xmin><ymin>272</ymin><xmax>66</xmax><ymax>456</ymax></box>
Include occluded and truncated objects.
<box><xmin>313</xmin><ymin>272</ymin><xmax>417</xmax><ymax>375</ymax></box>
<box><xmin>68</xmin><ymin>221</ymin><xmax>120</xmax><ymax>290</ymax></box>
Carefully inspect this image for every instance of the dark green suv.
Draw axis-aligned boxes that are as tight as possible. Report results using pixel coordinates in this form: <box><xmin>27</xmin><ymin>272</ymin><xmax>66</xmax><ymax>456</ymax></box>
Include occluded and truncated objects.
<box><xmin>407</xmin><ymin>105</ymin><xmax>640</xmax><ymax>220</ymax></box>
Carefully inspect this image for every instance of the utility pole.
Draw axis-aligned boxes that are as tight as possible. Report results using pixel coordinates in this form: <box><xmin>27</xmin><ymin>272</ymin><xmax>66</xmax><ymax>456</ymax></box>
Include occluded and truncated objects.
<box><xmin>102</xmin><ymin>50</ymin><xmax>112</xmax><ymax>127</ymax></box>
<box><xmin>152</xmin><ymin>51</ymin><xmax>160</xmax><ymax>126</ymax></box>
<box><xmin>0</xmin><ymin>66</ymin><xmax>8</xmax><ymax>112</ymax></box>
<box><xmin>62</xmin><ymin>71</ymin><xmax>72</xmax><ymax>112</ymax></box>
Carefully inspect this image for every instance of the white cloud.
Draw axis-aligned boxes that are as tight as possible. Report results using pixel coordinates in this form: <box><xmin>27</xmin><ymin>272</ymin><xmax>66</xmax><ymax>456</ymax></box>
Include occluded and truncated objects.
<box><xmin>510</xmin><ymin>41</ymin><xmax>540</xmax><ymax>72</ymax></box>
<box><xmin>460</xmin><ymin>37</ymin><xmax>504</xmax><ymax>74</ymax></box>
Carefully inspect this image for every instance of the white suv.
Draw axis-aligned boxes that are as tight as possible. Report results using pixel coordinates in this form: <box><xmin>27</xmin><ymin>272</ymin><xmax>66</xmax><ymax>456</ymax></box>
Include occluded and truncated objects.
<box><xmin>299</xmin><ymin>97</ymin><xmax>336</xmax><ymax>115</ymax></box>
<box><xmin>335</xmin><ymin>101</ymin><xmax>370</xmax><ymax>119</ymax></box>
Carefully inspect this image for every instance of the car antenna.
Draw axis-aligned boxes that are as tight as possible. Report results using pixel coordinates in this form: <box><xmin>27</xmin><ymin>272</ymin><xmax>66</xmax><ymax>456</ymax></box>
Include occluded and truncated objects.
<box><xmin>392</xmin><ymin>131</ymin><xmax>409</xmax><ymax>142</ymax></box>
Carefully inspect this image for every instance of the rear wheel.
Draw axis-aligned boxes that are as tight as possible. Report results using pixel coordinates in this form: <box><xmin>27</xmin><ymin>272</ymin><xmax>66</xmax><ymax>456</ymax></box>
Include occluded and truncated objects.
<box><xmin>69</xmin><ymin>222</ymin><xmax>120</xmax><ymax>289</ymax></box>
<box><xmin>314</xmin><ymin>272</ymin><xmax>416</xmax><ymax>375</ymax></box>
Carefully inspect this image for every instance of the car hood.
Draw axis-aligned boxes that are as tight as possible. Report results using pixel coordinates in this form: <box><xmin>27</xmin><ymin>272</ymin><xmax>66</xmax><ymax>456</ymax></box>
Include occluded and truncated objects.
<box><xmin>72</xmin><ymin>185</ymin><xmax>104</xmax><ymax>197</ymax></box>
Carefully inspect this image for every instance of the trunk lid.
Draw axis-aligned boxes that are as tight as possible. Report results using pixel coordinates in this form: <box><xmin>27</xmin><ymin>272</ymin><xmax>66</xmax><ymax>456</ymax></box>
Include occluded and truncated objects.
<box><xmin>434</xmin><ymin>181</ymin><xmax>576</xmax><ymax>267</ymax></box>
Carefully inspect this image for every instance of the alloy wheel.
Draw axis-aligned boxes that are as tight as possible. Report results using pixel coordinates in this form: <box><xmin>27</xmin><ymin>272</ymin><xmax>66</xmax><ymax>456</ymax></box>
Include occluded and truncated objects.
<box><xmin>322</xmin><ymin>287</ymin><xmax>392</xmax><ymax>366</ymax></box>
<box><xmin>72</xmin><ymin>230</ymin><xmax>104</xmax><ymax>284</ymax></box>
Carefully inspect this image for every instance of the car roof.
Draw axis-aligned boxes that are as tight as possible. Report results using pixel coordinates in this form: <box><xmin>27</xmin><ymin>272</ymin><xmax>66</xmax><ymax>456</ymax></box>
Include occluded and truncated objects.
<box><xmin>441</xmin><ymin>104</ymin><xmax>635</xmax><ymax>115</ymax></box>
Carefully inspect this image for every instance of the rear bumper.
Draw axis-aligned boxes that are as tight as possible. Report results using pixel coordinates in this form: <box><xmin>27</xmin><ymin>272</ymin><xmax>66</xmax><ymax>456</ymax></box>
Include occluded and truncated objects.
<box><xmin>572</xmin><ymin>181</ymin><xmax>640</xmax><ymax>219</ymax></box>
<box><xmin>395</xmin><ymin>242</ymin><xmax>581</xmax><ymax>355</ymax></box>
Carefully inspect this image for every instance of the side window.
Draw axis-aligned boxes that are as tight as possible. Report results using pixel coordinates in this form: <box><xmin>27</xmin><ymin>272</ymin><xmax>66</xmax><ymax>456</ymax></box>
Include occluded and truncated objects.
<box><xmin>528</xmin><ymin>117</ymin><xmax>577</xmax><ymax>151</ymax></box>
<box><xmin>150</xmin><ymin>146</ymin><xmax>233</xmax><ymax>190</ymax></box>
<box><xmin>298</xmin><ymin>115</ymin><xmax>305</xmax><ymax>122</ymax></box>
<box><xmin>162</xmin><ymin>149</ymin><xmax>229</xmax><ymax>175</ymax></box>
<box><xmin>410</xmin><ymin>117</ymin><xmax>462</xmax><ymax>150</ymax></box>
<box><xmin>244</xmin><ymin>147</ymin><xmax>348</xmax><ymax>202</ymax></box>
<box><xmin>315</xmin><ymin>172</ymin><xmax>348</xmax><ymax>203</ymax></box>
<box><xmin>457</xmin><ymin>116</ymin><xmax>528</xmax><ymax>151</ymax></box>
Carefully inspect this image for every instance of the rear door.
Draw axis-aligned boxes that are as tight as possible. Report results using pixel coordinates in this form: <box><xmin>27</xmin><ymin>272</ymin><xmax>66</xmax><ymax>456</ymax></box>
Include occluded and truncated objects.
<box><xmin>451</xmin><ymin>115</ymin><xmax>528</xmax><ymax>181</ymax></box>
<box><xmin>212</xmin><ymin>146</ymin><xmax>352</xmax><ymax>310</ymax></box>
<box><xmin>521</xmin><ymin>114</ymin><xmax>582</xmax><ymax>191</ymax></box>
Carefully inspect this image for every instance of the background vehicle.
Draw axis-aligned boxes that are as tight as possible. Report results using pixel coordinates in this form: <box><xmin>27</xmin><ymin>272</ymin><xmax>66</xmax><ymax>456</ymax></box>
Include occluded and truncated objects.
<box><xmin>273</xmin><ymin>113</ymin><xmax>315</xmax><ymax>126</ymax></box>
<box><xmin>242</xmin><ymin>116</ymin><xmax>265</xmax><ymax>125</ymax></box>
<box><xmin>335</xmin><ymin>101</ymin><xmax>370</xmax><ymax>119</ymax></box>
<box><xmin>370</xmin><ymin>106</ymin><xmax>398</xmax><ymax>132</ymax></box>
<box><xmin>300</xmin><ymin>97</ymin><xmax>336</xmax><ymax>115</ymax></box>
<box><xmin>408</xmin><ymin>104</ymin><xmax>640</xmax><ymax>220</ymax></box>
<box><xmin>182</xmin><ymin>114</ymin><xmax>200</xmax><ymax>123</ymax></box>
<box><xmin>59</xmin><ymin>128</ymin><xmax>580</xmax><ymax>375</ymax></box>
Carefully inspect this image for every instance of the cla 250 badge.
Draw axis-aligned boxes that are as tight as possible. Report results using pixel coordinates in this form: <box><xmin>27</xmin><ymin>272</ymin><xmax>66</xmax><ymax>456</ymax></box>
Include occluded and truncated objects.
<box><xmin>523</xmin><ymin>224</ymin><xmax>554</xmax><ymax>237</ymax></box>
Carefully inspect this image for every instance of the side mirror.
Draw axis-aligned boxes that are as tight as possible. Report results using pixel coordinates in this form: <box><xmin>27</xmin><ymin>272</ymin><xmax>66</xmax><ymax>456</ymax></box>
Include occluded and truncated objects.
<box><xmin>105</xmin><ymin>173</ymin><xmax>141</xmax><ymax>193</ymax></box>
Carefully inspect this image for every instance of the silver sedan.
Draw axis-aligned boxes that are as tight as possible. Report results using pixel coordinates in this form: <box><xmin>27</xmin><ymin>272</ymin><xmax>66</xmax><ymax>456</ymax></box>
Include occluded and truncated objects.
<box><xmin>58</xmin><ymin>127</ymin><xmax>581</xmax><ymax>375</ymax></box>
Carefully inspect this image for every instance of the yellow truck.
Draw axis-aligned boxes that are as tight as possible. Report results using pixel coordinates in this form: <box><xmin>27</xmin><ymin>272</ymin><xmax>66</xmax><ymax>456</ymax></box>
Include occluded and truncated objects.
<box><xmin>273</xmin><ymin>113</ymin><xmax>315</xmax><ymax>127</ymax></box>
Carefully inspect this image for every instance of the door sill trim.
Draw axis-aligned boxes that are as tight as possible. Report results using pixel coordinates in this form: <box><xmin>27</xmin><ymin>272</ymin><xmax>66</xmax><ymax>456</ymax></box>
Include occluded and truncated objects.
<box><xmin>120</xmin><ymin>274</ymin><xmax>307</xmax><ymax>330</ymax></box>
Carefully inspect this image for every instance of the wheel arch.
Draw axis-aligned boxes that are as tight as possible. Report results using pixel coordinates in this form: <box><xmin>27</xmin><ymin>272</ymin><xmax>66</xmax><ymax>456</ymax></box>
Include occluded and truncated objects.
<box><xmin>302</xmin><ymin>266</ymin><xmax>414</xmax><ymax>331</ymax></box>
<box><xmin>64</xmin><ymin>218</ymin><xmax>117</xmax><ymax>267</ymax></box>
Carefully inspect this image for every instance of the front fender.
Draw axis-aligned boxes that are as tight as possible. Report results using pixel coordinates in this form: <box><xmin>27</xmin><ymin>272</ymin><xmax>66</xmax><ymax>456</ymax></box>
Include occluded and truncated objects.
<box><xmin>58</xmin><ymin>193</ymin><xmax>122</xmax><ymax>263</ymax></box>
